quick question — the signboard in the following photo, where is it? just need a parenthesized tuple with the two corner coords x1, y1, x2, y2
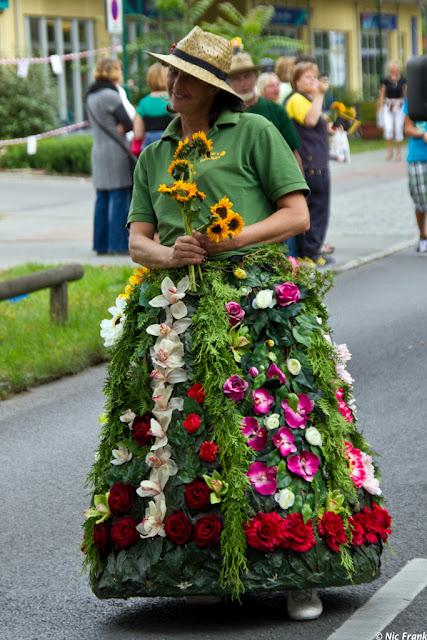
(361, 12, 397, 31)
(272, 7, 308, 26)
(106, 0, 123, 34)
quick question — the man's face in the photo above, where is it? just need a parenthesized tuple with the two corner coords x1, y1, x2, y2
(228, 70, 258, 101)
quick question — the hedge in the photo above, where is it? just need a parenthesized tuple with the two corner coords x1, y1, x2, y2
(0, 134, 92, 175)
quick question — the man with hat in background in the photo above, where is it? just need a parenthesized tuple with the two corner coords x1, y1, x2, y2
(228, 45, 301, 256)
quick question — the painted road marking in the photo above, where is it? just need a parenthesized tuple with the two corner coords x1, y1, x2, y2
(327, 558, 427, 640)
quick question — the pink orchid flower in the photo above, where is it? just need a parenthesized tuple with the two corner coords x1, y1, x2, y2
(266, 362, 287, 384)
(241, 416, 268, 452)
(272, 427, 297, 457)
(247, 461, 277, 495)
(223, 375, 248, 402)
(287, 450, 320, 482)
(252, 388, 274, 415)
(281, 393, 314, 429)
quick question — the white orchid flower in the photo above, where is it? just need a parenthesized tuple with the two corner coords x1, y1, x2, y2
(146, 309, 192, 337)
(150, 337, 185, 370)
(336, 363, 354, 385)
(150, 366, 188, 388)
(119, 409, 136, 426)
(136, 467, 169, 498)
(136, 496, 167, 538)
(149, 276, 189, 318)
(146, 445, 178, 476)
(111, 444, 133, 465)
(149, 418, 169, 450)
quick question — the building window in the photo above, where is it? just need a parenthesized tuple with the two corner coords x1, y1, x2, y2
(360, 30, 388, 99)
(25, 16, 95, 123)
(313, 31, 347, 87)
(263, 24, 301, 57)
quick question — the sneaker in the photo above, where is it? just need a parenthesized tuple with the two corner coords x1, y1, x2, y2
(287, 589, 323, 621)
(416, 239, 427, 253)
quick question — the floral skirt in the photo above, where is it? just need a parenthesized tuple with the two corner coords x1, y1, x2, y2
(83, 246, 391, 600)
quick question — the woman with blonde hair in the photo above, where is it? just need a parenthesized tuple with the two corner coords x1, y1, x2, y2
(86, 57, 134, 255)
(378, 61, 407, 161)
(133, 62, 172, 152)
(275, 55, 295, 103)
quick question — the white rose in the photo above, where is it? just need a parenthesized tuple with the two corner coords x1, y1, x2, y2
(264, 413, 280, 430)
(305, 426, 322, 447)
(252, 289, 276, 309)
(286, 358, 301, 376)
(274, 488, 295, 510)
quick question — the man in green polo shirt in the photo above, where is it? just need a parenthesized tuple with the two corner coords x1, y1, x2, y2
(227, 50, 301, 163)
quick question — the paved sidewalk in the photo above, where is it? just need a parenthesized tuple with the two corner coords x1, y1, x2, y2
(0, 148, 418, 272)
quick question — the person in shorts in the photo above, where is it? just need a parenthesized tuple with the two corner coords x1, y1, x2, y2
(403, 99, 427, 253)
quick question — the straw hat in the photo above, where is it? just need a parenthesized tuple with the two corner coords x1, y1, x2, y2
(146, 26, 240, 98)
(228, 51, 263, 77)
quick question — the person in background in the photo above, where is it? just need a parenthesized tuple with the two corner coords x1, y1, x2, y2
(378, 61, 407, 161)
(86, 57, 134, 255)
(257, 71, 281, 104)
(133, 62, 172, 152)
(286, 60, 331, 265)
(275, 55, 295, 104)
(228, 51, 302, 257)
(403, 100, 427, 253)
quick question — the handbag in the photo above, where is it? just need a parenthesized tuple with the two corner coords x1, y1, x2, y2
(86, 102, 137, 177)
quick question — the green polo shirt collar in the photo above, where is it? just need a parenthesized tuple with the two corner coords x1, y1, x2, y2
(161, 109, 240, 141)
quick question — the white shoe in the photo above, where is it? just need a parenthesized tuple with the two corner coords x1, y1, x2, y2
(287, 589, 323, 621)
(185, 595, 222, 605)
(416, 239, 427, 253)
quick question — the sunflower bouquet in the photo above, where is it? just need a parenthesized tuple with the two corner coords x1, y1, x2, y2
(158, 131, 244, 291)
(330, 101, 360, 136)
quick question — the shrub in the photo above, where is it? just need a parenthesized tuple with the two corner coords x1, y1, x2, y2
(0, 66, 58, 138)
(0, 134, 93, 174)
(357, 100, 377, 122)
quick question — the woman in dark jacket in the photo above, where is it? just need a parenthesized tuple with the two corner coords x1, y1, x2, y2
(86, 58, 134, 255)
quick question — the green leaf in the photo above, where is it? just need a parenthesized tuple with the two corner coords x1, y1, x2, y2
(287, 393, 299, 412)
(292, 326, 311, 347)
(301, 503, 313, 523)
(253, 373, 266, 387)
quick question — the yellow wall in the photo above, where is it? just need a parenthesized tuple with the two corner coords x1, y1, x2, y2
(0, 0, 109, 56)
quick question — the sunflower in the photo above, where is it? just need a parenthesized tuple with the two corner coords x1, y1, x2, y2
(129, 266, 150, 287)
(170, 180, 199, 203)
(158, 183, 173, 194)
(191, 131, 213, 156)
(206, 218, 230, 243)
(210, 196, 233, 220)
(226, 211, 244, 236)
(168, 158, 191, 179)
(173, 137, 190, 159)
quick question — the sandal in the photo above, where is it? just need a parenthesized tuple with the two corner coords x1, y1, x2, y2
(321, 243, 335, 255)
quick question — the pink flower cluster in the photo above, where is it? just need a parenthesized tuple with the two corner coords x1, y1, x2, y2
(336, 388, 354, 423)
(241, 417, 267, 452)
(224, 301, 245, 327)
(344, 441, 381, 495)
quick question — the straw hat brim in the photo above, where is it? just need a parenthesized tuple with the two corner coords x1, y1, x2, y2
(146, 50, 242, 99)
(228, 63, 264, 77)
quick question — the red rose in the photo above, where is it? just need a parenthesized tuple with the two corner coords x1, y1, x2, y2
(318, 512, 347, 553)
(110, 516, 139, 551)
(199, 441, 219, 463)
(348, 514, 365, 546)
(194, 514, 222, 548)
(164, 511, 192, 545)
(244, 512, 285, 552)
(361, 504, 392, 543)
(280, 512, 316, 552)
(92, 522, 111, 556)
(184, 479, 211, 510)
(108, 482, 136, 515)
(187, 383, 206, 403)
(182, 413, 202, 434)
(132, 413, 154, 447)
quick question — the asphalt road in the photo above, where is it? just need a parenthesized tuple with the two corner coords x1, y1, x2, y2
(1, 248, 426, 640)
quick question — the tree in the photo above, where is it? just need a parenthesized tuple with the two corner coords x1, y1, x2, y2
(201, 3, 302, 63)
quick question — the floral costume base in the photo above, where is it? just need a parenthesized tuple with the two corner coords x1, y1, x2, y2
(83, 246, 391, 600)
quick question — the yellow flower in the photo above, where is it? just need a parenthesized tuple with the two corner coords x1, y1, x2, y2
(124, 284, 134, 297)
(231, 36, 242, 49)
(206, 218, 230, 243)
(173, 137, 190, 159)
(211, 196, 233, 219)
(226, 211, 244, 236)
(196, 189, 206, 201)
(234, 267, 247, 280)
(171, 180, 199, 203)
(191, 131, 213, 155)
(168, 158, 190, 177)
(346, 106, 356, 119)
(266, 339, 275, 347)
(158, 183, 173, 194)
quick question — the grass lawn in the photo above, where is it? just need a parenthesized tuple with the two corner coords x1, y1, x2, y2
(0, 263, 133, 399)
(349, 137, 408, 154)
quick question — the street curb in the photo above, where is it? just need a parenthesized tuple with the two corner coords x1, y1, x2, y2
(332, 239, 416, 274)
